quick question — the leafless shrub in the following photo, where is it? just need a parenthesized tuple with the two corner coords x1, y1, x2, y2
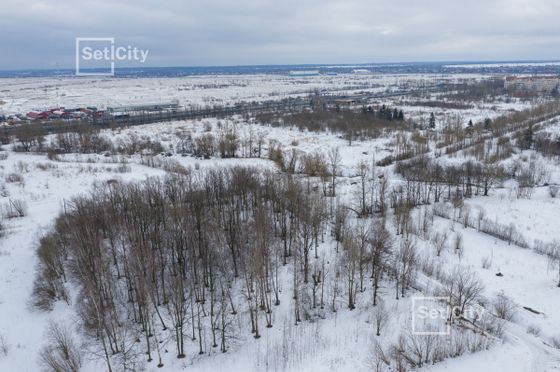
(434, 201, 528, 248)
(460, 206, 471, 228)
(14, 161, 30, 173)
(31, 234, 69, 311)
(481, 256, 492, 270)
(479, 312, 505, 338)
(194, 133, 216, 159)
(527, 324, 541, 336)
(0, 152, 8, 161)
(115, 164, 131, 173)
(418, 252, 444, 281)
(0, 333, 8, 357)
(549, 185, 560, 198)
(300, 152, 329, 177)
(5, 173, 23, 184)
(3, 199, 27, 219)
(38, 321, 81, 372)
(47, 150, 60, 161)
(36, 162, 56, 171)
(536, 240, 560, 287)
(453, 232, 464, 257)
(493, 291, 517, 321)
(431, 231, 448, 257)
(139, 156, 190, 175)
(389, 327, 490, 369)
(115, 133, 163, 155)
(0, 183, 8, 197)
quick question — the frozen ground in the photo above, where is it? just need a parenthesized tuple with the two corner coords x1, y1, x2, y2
(0, 73, 486, 115)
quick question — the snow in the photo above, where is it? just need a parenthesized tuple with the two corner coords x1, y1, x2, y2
(0, 72, 487, 116)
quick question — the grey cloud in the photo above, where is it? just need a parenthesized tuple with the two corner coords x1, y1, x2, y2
(0, 0, 559, 69)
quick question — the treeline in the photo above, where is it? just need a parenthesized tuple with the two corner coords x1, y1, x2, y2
(10, 120, 269, 162)
(367, 104, 405, 121)
(432, 202, 529, 249)
(435, 100, 560, 156)
(399, 100, 474, 110)
(439, 78, 506, 101)
(534, 130, 560, 158)
(395, 156, 507, 205)
(254, 108, 408, 142)
(376, 132, 430, 166)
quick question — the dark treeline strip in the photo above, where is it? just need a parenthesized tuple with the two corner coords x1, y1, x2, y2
(254, 108, 409, 143)
(399, 100, 475, 110)
(395, 156, 507, 206)
(534, 131, 560, 158)
(438, 78, 506, 101)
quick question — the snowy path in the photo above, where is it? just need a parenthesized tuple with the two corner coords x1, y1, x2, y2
(506, 323, 560, 372)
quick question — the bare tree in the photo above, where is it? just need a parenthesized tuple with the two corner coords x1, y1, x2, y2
(195, 133, 216, 159)
(371, 339, 390, 372)
(373, 300, 390, 336)
(444, 266, 484, 321)
(394, 237, 417, 299)
(39, 321, 82, 372)
(166, 274, 190, 358)
(431, 231, 448, 257)
(545, 240, 560, 287)
(355, 160, 371, 217)
(370, 220, 392, 306)
(328, 147, 341, 197)
(453, 232, 464, 257)
(342, 231, 360, 310)
(377, 172, 389, 216)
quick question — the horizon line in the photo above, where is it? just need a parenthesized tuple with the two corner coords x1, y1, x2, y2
(2, 59, 560, 74)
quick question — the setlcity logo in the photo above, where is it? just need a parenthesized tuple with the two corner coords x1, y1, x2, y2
(75, 37, 149, 76)
(411, 296, 485, 335)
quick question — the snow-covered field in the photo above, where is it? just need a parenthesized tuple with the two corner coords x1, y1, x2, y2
(1, 74, 560, 372)
(0, 73, 486, 115)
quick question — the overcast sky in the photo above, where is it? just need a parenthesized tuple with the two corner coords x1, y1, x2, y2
(1, 0, 560, 70)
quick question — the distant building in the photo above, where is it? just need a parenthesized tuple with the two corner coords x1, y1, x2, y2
(107, 102, 179, 113)
(288, 70, 319, 77)
(334, 99, 357, 106)
(352, 69, 371, 75)
(26, 111, 50, 120)
(505, 75, 560, 95)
